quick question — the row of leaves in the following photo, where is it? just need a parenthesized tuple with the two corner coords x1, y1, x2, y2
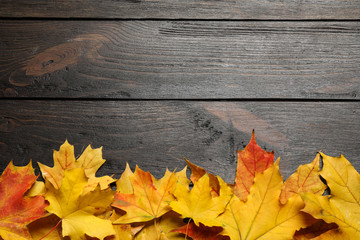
(0, 132, 359, 240)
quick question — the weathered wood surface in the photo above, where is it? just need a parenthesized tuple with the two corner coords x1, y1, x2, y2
(0, 100, 359, 181)
(0, 0, 360, 19)
(1, 21, 359, 99)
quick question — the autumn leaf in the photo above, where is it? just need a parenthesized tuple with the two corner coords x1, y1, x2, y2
(170, 174, 231, 227)
(171, 222, 228, 240)
(0, 161, 48, 240)
(38, 140, 114, 192)
(134, 211, 185, 240)
(280, 153, 327, 204)
(185, 158, 220, 197)
(233, 131, 274, 201)
(116, 163, 134, 194)
(113, 166, 187, 224)
(217, 159, 310, 240)
(45, 168, 115, 240)
(302, 153, 360, 239)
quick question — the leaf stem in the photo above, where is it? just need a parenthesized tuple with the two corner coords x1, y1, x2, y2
(39, 218, 62, 240)
(154, 218, 159, 239)
(185, 218, 191, 240)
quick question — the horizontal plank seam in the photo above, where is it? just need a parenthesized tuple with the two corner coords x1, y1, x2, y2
(0, 17, 359, 22)
(0, 98, 359, 102)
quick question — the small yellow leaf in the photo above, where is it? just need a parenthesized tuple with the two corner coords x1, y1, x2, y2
(170, 174, 231, 227)
(116, 163, 134, 194)
(62, 210, 114, 240)
(39, 140, 115, 191)
(26, 180, 45, 197)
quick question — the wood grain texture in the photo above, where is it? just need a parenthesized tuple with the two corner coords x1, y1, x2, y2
(0, 100, 359, 182)
(0, 0, 360, 19)
(1, 21, 359, 99)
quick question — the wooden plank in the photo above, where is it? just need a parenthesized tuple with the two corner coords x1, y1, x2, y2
(1, 21, 359, 99)
(0, 100, 359, 182)
(0, 0, 359, 19)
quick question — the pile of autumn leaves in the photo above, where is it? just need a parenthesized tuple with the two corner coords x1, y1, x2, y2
(0, 134, 359, 240)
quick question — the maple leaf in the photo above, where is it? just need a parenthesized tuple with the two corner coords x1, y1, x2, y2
(134, 211, 185, 240)
(113, 166, 188, 224)
(171, 222, 228, 240)
(0, 161, 47, 240)
(280, 153, 327, 204)
(116, 163, 134, 194)
(302, 153, 360, 239)
(217, 159, 310, 240)
(185, 158, 220, 197)
(233, 131, 274, 201)
(44, 168, 115, 240)
(38, 140, 114, 192)
(169, 174, 231, 227)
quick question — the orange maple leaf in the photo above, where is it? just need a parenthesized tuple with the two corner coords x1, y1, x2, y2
(0, 161, 48, 240)
(112, 166, 188, 224)
(233, 131, 274, 201)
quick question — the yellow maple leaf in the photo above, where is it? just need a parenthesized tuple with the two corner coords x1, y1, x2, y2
(302, 153, 360, 239)
(217, 159, 310, 240)
(44, 168, 115, 240)
(38, 140, 114, 192)
(116, 163, 134, 194)
(170, 174, 231, 227)
(134, 211, 185, 240)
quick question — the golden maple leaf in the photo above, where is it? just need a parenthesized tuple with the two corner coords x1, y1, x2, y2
(44, 168, 115, 240)
(302, 153, 360, 239)
(217, 159, 311, 240)
(38, 140, 114, 193)
(170, 174, 231, 227)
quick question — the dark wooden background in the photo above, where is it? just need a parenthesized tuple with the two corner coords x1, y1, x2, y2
(0, 1, 359, 182)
